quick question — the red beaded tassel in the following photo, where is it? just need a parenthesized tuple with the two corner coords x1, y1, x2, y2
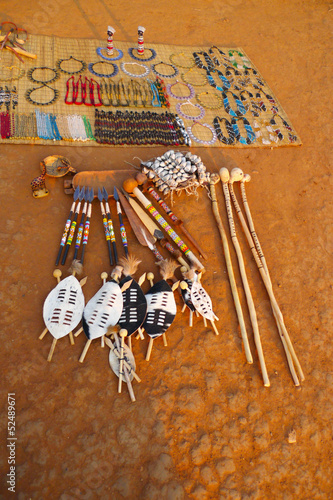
(137, 26, 145, 55)
(107, 26, 115, 56)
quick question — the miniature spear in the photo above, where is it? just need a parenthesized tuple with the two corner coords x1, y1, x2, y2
(103, 187, 118, 264)
(61, 187, 85, 265)
(98, 188, 113, 266)
(114, 187, 129, 258)
(73, 187, 89, 261)
(55, 186, 80, 266)
(80, 188, 94, 265)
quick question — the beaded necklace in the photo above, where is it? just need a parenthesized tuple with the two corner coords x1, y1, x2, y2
(166, 80, 195, 100)
(193, 51, 215, 72)
(222, 91, 247, 117)
(228, 50, 250, 70)
(121, 62, 150, 78)
(206, 69, 231, 92)
(128, 47, 156, 62)
(88, 61, 119, 78)
(0, 66, 25, 82)
(196, 91, 223, 110)
(175, 100, 205, 121)
(269, 114, 297, 143)
(56, 56, 87, 75)
(27, 67, 60, 84)
(208, 46, 229, 67)
(181, 67, 208, 87)
(151, 62, 179, 79)
(239, 90, 261, 117)
(213, 116, 235, 145)
(25, 85, 60, 106)
(26, 66, 60, 106)
(96, 47, 124, 61)
(187, 120, 217, 146)
(169, 52, 195, 69)
(231, 117, 256, 145)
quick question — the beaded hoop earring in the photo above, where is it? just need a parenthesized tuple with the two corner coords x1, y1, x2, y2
(27, 67, 60, 84)
(169, 52, 195, 69)
(120, 62, 150, 78)
(166, 80, 195, 100)
(175, 100, 205, 121)
(151, 62, 179, 79)
(88, 61, 119, 78)
(269, 114, 298, 143)
(231, 117, 256, 144)
(206, 69, 231, 92)
(181, 67, 208, 87)
(222, 91, 247, 117)
(56, 56, 87, 75)
(196, 91, 223, 110)
(128, 47, 156, 62)
(193, 51, 215, 72)
(25, 85, 60, 106)
(213, 116, 235, 145)
(208, 46, 229, 67)
(96, 47, 124, 61)
(240, 90, 261, 117)
(187, 121, 217, 146)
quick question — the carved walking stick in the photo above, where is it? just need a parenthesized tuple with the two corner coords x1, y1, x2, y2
(229, 168, 304, 384)
(220, 167, 270, 387)
(209, 173, 253, 363)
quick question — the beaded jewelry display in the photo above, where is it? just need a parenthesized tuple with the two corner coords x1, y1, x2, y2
(181, 67, 208, 87)
(121, 62, 150, 78)
(0, 112, 11, 139)
(186, 121, 217, 146)
(128, 47, 156, 62)
(151, 62, 179, 79)
(251, 119, 272, 145)
(88, 61, 119, 78)
(27, 67, 60, 84)
(196, 91, 223, 110)
(240, 90, 261, 117)
(175, 100, 205, 121)
(96, 47, 124, 61)
(25, 85, 60, 106)
(269, 114, 298, 143)
(0, 66, 25, 81)
(166, 80, 195, 100)
(169, 52, 195, 69)
(222, 91, 247, 117)
(244, 67, 265, 88)
(213, 116, 235, 145)
(56, 56, 87, 75)
(12, 113, 37, 140)
(231, 117, 256, 145)
(206, 69, 231, 92)
(193, 51, 215, 72)
(35, 109, 62, 141)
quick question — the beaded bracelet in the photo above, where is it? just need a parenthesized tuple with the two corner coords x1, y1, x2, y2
(269, 113, 298, 143)
(166, 80, 195, 100)
(196, 91, 223, 110)
(208, 46, 229, 67)
(231, 117, 256, 144)
(128, 47, 156, 62)
(187, 121, 217, 146)
(121, 62, 150, 78)
(169, 52, 195, 69)
(239, 90, 261, 117)
(25, 85, 60, 106)
(88, 61, 119, 78)
(96, 47, 124, 61)
(206, 69, 231, 92)
(56, 56, 87, 75)
(222, 91, 247, 117)
(27, 66, 60, 84)
(181, 67, 208, 87)
(151, 62, 179, 79)
(193, 51, 215, 72)
(175, 100, 205, 121)
(213, 116, 235, 145)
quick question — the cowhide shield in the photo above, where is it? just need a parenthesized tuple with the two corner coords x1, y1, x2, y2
(180, 278, 196, 312)
(118, 276, 147, 336)
(82, 280, 123, 340)
(143, 280, 177, 339)
(109, 342, 136, 382)
(43, 275, 85, 339)
(190, 281, 218, 321)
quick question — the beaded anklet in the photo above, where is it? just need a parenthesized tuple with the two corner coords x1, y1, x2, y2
(213, 116, 235, 145)
(121, 62, 150, 78)
(231, 117, 256, 144)
(196, 91, 223, 110)
(151, 62, 179, 79)
(169, 52, 195, 69)
(128, 47, 156, 62)
(175, 100, 205, 121)
(187, 121, 217, 146)
(181, 67, 208, 87)
(96, 47, 124, 61)
(56, 56, 87, 75)
(88, 61, 119, 78)
(166, 80, 195, 100)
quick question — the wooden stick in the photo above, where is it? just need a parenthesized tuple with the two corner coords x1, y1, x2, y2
(230, 169, 303, 384)
(104, 337, 141, 382)
(210, 320, 219, 335)
(74, 326, 83, 337)
(123, 365, 136, 402)
(162, 333, 168, 346)
(118, 329, 127, 393)
(210, 175, 253, 363)
(147, 272, 154, 287)
(79, 339, 92, 363)
(47, 338, 57, 362)
(220, 168, 270, 387)
(39, 327, 48, 340)
(146, 337, 154, 361)
(101, 336, 105, 348)
(128, 335, 132, 351)
(69, 332, 75, 345)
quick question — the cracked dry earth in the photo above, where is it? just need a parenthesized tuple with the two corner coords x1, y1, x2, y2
(1, 0, 333, 499)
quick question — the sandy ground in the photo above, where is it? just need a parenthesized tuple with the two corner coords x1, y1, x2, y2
(1, 1, 333, 498)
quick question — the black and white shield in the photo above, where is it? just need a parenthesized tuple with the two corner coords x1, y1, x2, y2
(118, 276, 147, 336)
(143, 280, 177, 339)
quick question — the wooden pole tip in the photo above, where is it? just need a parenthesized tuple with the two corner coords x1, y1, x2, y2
(53, 269, 62, 279)
(119, 329, 128, 338)
(123, 178, 138, 194)
(230, 167, 244, 183)
(180, 280, 189, 290)
(243, 173, 251, 183)
(147, 272, 154, 281)
(101, 272, 108, 280)
(136, 172, 147, 185)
